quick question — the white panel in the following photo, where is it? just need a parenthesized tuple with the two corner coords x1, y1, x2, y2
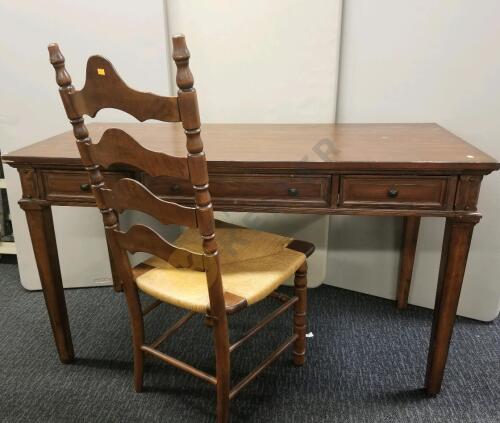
(334, 0, 500, 320)
(165, 0, 343, 123)
(0, 0, 170, 289)
(165, 0, 343, 286)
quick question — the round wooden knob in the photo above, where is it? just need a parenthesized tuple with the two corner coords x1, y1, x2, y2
(80, 183, 91, 192)
(387, 188, 399, 198)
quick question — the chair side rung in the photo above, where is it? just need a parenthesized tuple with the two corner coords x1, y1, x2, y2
(142, 299, 162, 315)
(270, 291, 291, 303)
(141, 345, 217, 385)
(150, 311, 196, 349)
(229, 334, 298, 400)
(230, 296, 298, 353)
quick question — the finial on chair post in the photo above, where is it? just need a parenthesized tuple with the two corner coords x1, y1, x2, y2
(172, 34, 194, 91)
(48, 43, 80, 121)
(48, 43, 73, 89)
(171, 35, 203, 153)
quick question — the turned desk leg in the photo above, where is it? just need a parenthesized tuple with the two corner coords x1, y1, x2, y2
(396, 216, 421, 309)
(425, 215, 479, 395)
(20, 200, 74, 363)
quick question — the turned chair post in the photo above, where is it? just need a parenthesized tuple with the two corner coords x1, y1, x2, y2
(48, 43, 146, 392)
(293, 261, 308, 366)
(172, 34, 230, 422)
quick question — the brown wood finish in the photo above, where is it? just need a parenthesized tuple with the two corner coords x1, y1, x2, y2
(114, 224, 205, 271)
(18, 199, 74, 363)
(339, 175, 454, 210)
(41, 170, 127, 202)
(42, 35, 311, 423)
(70, 55, 180, 122)
(146, 174, 331, 208)
(396, 216, 421, 309)
(101, 178, 197, 227)
(293, 261, 308, 366)
(89, 128, 189, 179)
(425, 215, 480, 394)
(6, 122, 498, 172)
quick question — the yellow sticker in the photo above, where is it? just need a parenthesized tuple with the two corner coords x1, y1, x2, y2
(97, 68, 105, 76)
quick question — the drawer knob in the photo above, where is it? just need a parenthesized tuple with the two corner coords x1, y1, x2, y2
(170, 184, 181, 193)
(387, 188, 399, 198)
(80, 183, 91, 192)
(288, 187, 299, 197)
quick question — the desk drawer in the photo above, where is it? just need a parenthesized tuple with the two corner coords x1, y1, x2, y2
(41, 170, 126, 202)
(339, 175, 454, 209)
(144, 174, 331, 208)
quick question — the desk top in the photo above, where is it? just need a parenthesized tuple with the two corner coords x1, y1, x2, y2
(4, 122, 499, 172)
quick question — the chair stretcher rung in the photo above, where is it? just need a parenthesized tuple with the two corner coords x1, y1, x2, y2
(229, 296, 298, 353)
(142, 299, 162, 315)
(229, 334, 298, 400)
(270, 291, 291, 303)
(150, 311, 196, 349)
(141, 345, 217, 385)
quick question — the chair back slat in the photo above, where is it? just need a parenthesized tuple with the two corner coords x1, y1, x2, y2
(88, 128, 189, 179)
(71, 56, 181, 122)
(115, 224, 205, 271)
(48, 36, 226, 315)
(101, 179, 197, 227)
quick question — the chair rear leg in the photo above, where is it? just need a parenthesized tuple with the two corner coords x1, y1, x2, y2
(293, 261, 308, 366)
(123, 283, 145, 392)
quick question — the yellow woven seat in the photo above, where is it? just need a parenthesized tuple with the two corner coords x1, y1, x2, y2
(133, 225, 306, 313)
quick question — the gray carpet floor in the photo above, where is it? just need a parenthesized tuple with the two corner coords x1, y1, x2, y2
(0, 260, 499, 423)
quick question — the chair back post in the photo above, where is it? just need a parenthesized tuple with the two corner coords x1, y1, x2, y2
(48, 44, 116, 227)
(172, 36, 230, 419)
(171, 35, 227, 316)
(47, 44, 133, 288)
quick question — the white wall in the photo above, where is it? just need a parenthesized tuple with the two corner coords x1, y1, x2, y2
(0, 0, 171, 288)
(332, 0, 500, 320)
(165, 0, 343, 286)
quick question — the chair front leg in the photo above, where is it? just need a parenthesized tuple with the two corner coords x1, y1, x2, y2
(293, 261, 308, 366)
(122, 282, 145, 392)
(212, 314, 230, 423)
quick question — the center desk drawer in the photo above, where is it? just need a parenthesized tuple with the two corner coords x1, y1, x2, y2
(144, 174, 331, 207)
(339, 175, 454, 209)
(42, 170, 127, 202)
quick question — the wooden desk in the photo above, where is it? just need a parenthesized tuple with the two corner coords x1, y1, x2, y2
(4, 122, 499, 395)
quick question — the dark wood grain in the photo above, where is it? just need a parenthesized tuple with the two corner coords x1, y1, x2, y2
(101, 178, 197, 227)
(425, 215, 480, 395)
(71, 55, 180, 122)
(18, 200, 74, 363)
(5, 122, 499, 172)
(396, 216, 421, 309)
(339, 175, 455, 210)
(114, 224, 204, 271)
(89, 128, 189, 179)
(293, 261, 308, 366)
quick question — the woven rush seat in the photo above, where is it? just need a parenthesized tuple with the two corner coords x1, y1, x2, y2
(133, 224, 306, 313)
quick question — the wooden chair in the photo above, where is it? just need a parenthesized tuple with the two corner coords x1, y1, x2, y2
(48, 35, 314, 423)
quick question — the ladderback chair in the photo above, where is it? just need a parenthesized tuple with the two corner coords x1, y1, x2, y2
(48, 35, 314, 423)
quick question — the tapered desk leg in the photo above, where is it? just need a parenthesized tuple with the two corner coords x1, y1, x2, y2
(19, 199, 74, 363)
(396, 216, 421, 309)
(425, 215, 479, 395)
